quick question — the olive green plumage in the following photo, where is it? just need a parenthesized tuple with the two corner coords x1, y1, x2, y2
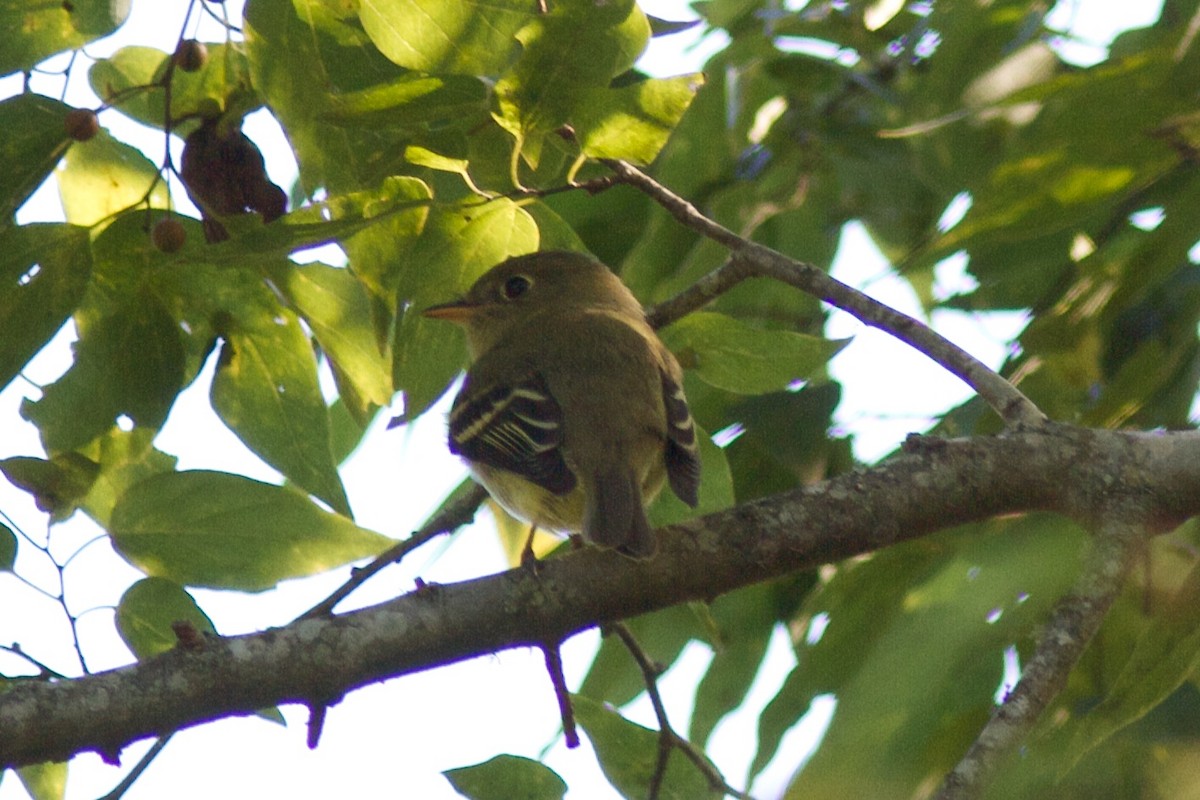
(424, 251, 700, 558)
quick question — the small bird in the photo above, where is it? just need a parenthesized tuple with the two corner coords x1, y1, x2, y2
(423, 251, 701, 558)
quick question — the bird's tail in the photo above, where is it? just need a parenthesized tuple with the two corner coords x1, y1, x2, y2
(584, 470, 656, 558)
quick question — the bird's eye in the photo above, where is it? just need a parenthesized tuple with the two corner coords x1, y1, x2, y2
(502, 275, 532, 300)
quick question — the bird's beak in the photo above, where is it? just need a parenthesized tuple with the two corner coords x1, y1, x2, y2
(422, 300, 477, 323)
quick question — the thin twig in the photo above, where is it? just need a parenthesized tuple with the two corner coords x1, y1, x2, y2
(300, 482, 489, 619)
(306, 703, 327, 749)
(0, 644, 67, 680)
(604, 159, 1048, 429)
(644, 257, 753, 330)
(94, 735, 172, 800)
(610, 623, 754, 800)
(601, 160, 746, 252)
(541, 642, 580, 748)
(934, 515, 1143, 799)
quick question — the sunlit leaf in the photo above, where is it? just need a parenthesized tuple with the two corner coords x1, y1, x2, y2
(358, 0, 533, 75)
(268, 261, 393, 409)
(211, 306, 351, 516)
(55, 130, 167, 226)
(322, 73, 488, 130)
(575, 74, 704, 165)
(15, 759, 66, 800)
(493, 0, 649, 167)
(0, 223, 91, 393)
(89, 43, 257, 133)
(77, 428, 178, 528)
(0, 0, 129, 75)
(116, 577, 217, 660)
(110, 471, 392, 591)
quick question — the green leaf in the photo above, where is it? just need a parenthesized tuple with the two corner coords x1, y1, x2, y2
(56, 129, 168, 226)
(443, 755, 567, 800)
(245, 0, 421, 192)
(110, 470, 392, 591)
(115, 577, 217, 660)
(689, 583, 779, 747)
(573, 694, 723, 800)
(575, 74, 704, 164)
(211, 305, 351, 516)
(756, 516, 1086, 796)
(358, 0, 534, 75)
(723, 384, 845, 502)
(268, 261, 393, 409)
(390, 198, 539, 422)
(77, 428, 178, 528)
(196, 176, 435, 268)
(492, 0, 650, 167)
(1048, 555, 1200, 777)
(647, 423, 733, 528)
(0, 0, 129, 75)
(0, 94, 73, 220)
(113, 576, 287, 725)
(580, 604, 709, 706)
(89, 43, 257, 133)
(0, 454, 99, 522)
(322, 73, 488, 130)
(0, 223, 92, 393)
(335, 176, 433, 304)
(24, 291, 185, 452)
(0, 522, 15, 571)
(660, 312, 847, 394)
(15, 760, 66, 800)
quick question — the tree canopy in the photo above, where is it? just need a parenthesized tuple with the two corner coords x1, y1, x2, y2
(1, 1, 1200, 799)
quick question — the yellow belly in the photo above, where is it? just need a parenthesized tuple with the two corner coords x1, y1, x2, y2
(468, 460, 667, 533)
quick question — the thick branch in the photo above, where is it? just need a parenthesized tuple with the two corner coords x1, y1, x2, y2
(2, 427, 1198, 769)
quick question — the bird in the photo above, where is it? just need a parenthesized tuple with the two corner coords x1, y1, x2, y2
(422, 250, 701, 558)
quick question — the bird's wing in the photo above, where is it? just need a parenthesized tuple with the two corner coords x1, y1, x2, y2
(449, 372, 577, 496)
(661, 369, 701, 507)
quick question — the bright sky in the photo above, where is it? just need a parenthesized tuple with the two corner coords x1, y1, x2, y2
(0, 2, 1171, 799)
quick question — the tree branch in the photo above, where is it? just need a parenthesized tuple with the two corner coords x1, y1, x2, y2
(301, 481, 489, 619)
(2, 427, 1197, 769)
(610, 622, 753, 800)
(605, 159, 1048, 429)
(935, 513, 1144, 799)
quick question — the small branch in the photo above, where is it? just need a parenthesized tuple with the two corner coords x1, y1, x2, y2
(740, 244, 1047, 428)
(601, 160, 745, 252)
(604, 159, 1048, 429)
(0, 644, 66, 680)
(541, 642, 580, 749)
(644, 257, 753, 330)
(306, 703, 327, 749)
(934, 515, 1143, 800)
(300, 482, 488, 619)
(94, 735, 172, 800)
(610, 623, 753, 800)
